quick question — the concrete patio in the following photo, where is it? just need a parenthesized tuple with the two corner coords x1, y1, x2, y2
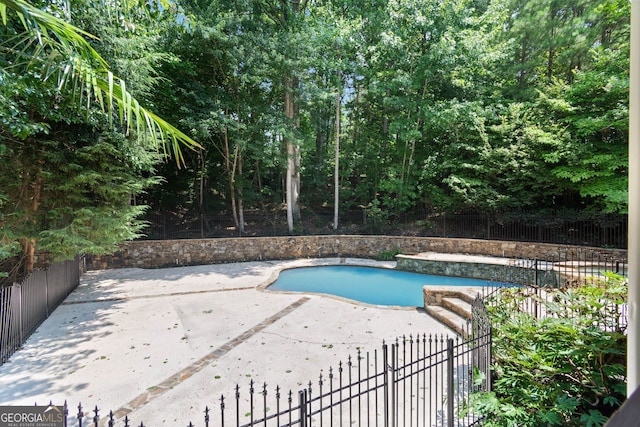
(0, 258, 455, 426)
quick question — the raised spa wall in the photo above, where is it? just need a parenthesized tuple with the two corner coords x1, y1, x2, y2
(394, 254, 551, 284)
(84, 235, 626, 271)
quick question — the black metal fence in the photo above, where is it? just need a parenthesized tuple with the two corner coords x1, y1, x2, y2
(478, 247, 628, 292)
(44, 310, 492, 427)
(0, 255, 84, 365)
(20, 248, 629, 427)
(140, 210, 628, 249)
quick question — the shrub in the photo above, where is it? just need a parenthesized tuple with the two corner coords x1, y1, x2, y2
(471, 273, 627, 426)
(375, 247, 402, 261)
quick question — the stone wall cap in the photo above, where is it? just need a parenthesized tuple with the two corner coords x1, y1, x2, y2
(396, 252, 517, 266)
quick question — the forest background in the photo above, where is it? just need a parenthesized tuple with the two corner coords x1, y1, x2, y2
(0, 0, 631, 279)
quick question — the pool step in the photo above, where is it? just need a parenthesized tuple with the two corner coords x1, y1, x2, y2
(442, 297, 472, 320)
(424, 291, 474, 336)
(425, 305, 468, 336)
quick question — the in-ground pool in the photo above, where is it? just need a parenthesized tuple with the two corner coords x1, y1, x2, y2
(267, 265, 495, 307)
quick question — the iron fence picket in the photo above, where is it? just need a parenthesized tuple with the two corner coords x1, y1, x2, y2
(0, 286, 21, 364)
(20, 269, 48, 337)
(47, 261, 68, 310)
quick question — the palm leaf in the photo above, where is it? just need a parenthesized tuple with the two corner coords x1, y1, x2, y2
(0, 0, 201, 164)
(2, 0, 103, 64)
(0, 3, 7, 25)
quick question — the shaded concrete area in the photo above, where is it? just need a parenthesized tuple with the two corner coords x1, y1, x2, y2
(0, 258, 454, 426)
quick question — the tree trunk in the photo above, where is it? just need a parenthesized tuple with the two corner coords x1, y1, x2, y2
(285, 76, 301, 233)
(199, 151, 206, 238)
(547, 39, 555, 82)
(333, 87, 341, 231)
(223, 125, 240, 230)
(21, 169, 43, 272)
(237, 151, 245, 234)
(518, 36, 528, 86)
(21, 238, 36, 274)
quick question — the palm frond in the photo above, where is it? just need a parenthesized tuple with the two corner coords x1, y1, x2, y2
(1, 0, 105, 66)
(0, 0, 201, 165)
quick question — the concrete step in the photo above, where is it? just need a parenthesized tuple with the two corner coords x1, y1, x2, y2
(424, 305, 468, 336)
(441, 297, 472, 320)
(453, 289, 481, 304)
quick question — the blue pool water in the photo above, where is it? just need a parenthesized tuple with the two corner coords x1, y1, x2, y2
(268, 265, 492, 307)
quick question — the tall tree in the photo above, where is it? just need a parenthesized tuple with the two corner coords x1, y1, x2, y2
(256, 0, 309, 232)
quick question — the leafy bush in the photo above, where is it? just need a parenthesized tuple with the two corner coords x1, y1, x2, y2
(375, 247, 403, 261)
(471, 273, 627, 426)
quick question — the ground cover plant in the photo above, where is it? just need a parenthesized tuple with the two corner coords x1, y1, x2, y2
(471, 273, 627, 426)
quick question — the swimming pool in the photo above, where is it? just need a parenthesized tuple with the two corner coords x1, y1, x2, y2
(267, 265, 493, 307)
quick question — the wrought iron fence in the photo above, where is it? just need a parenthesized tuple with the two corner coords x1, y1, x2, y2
(17, 249, 629, 426)
(478, 248, 627, 292)
(0, 255, 84, 365)
(429, 212, 627, 249)
(481, 248, 628, 333)
(139, 210, 628, 249)
(41, 316, 492, 427)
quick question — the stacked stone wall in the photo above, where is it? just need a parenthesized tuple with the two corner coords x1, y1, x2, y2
(85, 236, 627, 270)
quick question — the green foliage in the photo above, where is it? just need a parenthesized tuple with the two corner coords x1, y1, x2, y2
(0, 0, 631, 255)
(139, 0, 630, 221)
(0, 115, 163, 262)
(0, 0, 197, 274)
(0, 0, 201, 163)
(363, 199, 391, 233)
(543, 46, 629, 213)
(472, 274, 627, 426)
(375, 247, 402, 261)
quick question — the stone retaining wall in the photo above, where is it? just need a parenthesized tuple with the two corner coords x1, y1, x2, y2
(85, 236, 627, 270)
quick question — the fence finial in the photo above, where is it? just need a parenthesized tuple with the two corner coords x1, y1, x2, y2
(77, 403, 83, 427)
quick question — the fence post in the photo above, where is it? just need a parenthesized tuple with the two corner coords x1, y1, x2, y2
(487, 326, 492, 393)
(17, 284, 23, 345)
(391, 343, 397, 427)
(447, 338, 454, 427)
(298, 390, 307, 427)
(442, 213, 446, 238)
(382, 343, 389, 427)
(486, 212, 491, 240)
(45, 269, 50, 317)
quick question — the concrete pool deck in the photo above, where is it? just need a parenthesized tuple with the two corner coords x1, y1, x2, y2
(0, 258, 457, 426)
